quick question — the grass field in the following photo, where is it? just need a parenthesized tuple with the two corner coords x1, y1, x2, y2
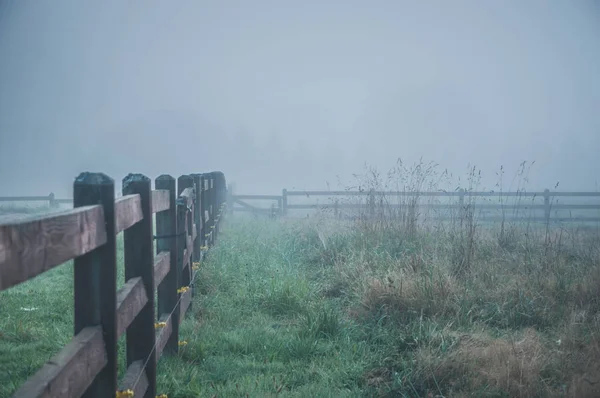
(2, 208, 600, 397)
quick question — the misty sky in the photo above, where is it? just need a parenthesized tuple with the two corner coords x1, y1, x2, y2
(0, 0, 599, 197)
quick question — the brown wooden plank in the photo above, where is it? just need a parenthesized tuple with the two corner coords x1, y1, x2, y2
(153, 251, 170, 287)
(116, 277, 149, 339)
(155, 176, 179, 356)
(122, 174, 156, 398)
(73, 172, 118, 398)
(155, 314, 173, 361)
(151, 189, 171, 214)
(115, 194, 143, 234)
(13, 326, 107, 398)
(0, 205, 106, 291)
(179, 288, 192, 322)
(118, 360, 149, 398)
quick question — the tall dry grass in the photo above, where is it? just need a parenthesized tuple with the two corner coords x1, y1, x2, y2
(308, 159, 600, 396)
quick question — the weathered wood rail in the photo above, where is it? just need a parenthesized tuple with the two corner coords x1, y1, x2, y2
(229, 188, 600, 223)
(0, 170, 227, 398)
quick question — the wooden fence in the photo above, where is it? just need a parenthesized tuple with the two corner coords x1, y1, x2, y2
(0, 170, 227, 398)
(0, 193, 71, 207)
(229, 188, 600, 223)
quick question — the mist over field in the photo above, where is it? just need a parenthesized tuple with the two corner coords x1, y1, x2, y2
(0, 0, 599, 197)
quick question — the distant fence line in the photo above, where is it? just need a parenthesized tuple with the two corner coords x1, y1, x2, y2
(229, 188, 600, 223)
(0, 170, 227, 398)
(0, 192, 71, 207)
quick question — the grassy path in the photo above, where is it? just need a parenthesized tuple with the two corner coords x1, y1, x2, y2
(156, 218, 374, 397)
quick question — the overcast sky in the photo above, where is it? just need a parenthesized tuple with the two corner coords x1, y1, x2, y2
(0, 0, 599, 197)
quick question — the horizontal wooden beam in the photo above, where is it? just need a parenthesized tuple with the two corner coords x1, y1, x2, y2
(0, 205, 107, 291)
(284, 203, 600, 210)
(118, 360, 148, 398)
(551, 204, 600, 209)
(115, 194, 143, 235)
(451, 216, 600, 223)
(155, 314, 173, 361)
(284, 190, 600, 197)
(233, 194, 283, 200)
(231, 207, 272, 213)
(13, 326, 107, 398)
(0, 195, 52, 202)
(151, 190, 170, 214)
(153, 251, 170, 287)
(116, 277, 149, 339)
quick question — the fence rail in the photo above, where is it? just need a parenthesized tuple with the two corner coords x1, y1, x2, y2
(228, 188, 600, 223)
(0, 170, 227, 398)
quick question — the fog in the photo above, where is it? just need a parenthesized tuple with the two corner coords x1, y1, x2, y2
(1, 0, 599, 197)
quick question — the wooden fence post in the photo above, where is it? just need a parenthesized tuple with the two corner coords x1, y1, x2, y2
(458, 188, 466, 219)
(213, 173, 220, 238)
(122, 174, 156, 398)
(227, 183, 234, 216)
(544, 188, 551, 223)
(282, 189, 288, 216)
(155, 175, 179, 355)
(177, 175, 194, 312)
(191, 174, 203, 264)
(206, 173, 213, 244)
(217, 172, 226, 224)
(73, 172, 117, 398)
(200, 175, 208, 249)
(48, 192, 57, 208)
(209, 175, 216, 245)
(213, 172, 223, 241)
(368, 189, 375, 219)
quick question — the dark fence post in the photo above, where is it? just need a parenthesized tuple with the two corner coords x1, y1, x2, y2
(217, 172, 227, 224)
(155, 175, 179, 355)
(227, 183, 234, 216)
(282, 189, 288, 216)
(49, 192, 57, 208)
(207, 175, 215, 247)
(544, 189, 551, 223)
(122, 174, 156, 398)
(177, 175, 194, 311)
(213, 172, 223, 241)
(200, 175, 208, 250)
(73, 173, 117, 398)
(458, 188, 466, 219)
(368, 189, 375, 219)
(191, 174, 202, 264)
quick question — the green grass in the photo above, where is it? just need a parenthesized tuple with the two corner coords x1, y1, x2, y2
(0, 237, 128, 397)
(2, 213, 600, 397)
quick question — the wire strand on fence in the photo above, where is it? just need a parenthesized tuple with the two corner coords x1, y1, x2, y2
(119, 243, 209, 395)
